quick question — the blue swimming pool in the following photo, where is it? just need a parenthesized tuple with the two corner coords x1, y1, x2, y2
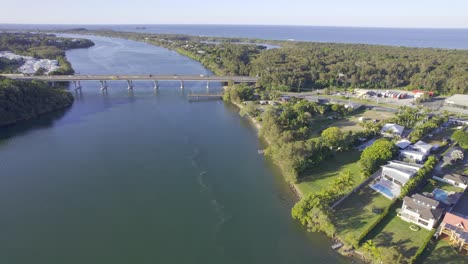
(372, 183, 394, 199)
(432, 188, 449, 203)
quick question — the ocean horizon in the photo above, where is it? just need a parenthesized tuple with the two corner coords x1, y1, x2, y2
(2, 24, 468, 49)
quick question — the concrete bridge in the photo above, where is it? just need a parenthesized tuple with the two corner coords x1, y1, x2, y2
(0, 74, 258, 92)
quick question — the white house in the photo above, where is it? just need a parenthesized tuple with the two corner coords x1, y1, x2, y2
(412, 140, 433, 155)
(399, 149, 428, 163)
(381, 123, 405, 138)
(399, 193, 448, 230)
(381, 161, 423, 187)
(433, 174, 468, 190)
(370, 161, 423, 199)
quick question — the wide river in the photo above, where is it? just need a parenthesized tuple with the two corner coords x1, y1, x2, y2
(0, 36, 349, 263)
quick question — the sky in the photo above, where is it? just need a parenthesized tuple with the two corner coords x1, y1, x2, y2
(2, 0, 468, 28)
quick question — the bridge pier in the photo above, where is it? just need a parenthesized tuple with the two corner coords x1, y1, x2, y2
(73, 80, 82, 91)
(154, 80, 159, 90)
(180, 80, 184, 89)
(100, 80, 108, 92)
(127, 80, 133, 90)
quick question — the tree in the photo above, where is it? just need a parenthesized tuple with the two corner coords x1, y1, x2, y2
(452, 130, 468, 148)
(321, 126, 345, 150)
(360, 138, 398, 177)
(239, 101, 260, 117)
(451, 149, 464, 161)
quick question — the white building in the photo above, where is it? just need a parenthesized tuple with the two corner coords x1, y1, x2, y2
(381, 123, 405, 138)
(399, 149, 428, 163)
(412, 140, 433, 155)
(433, 174, 468, 190)
(370, 161, 423, 199)
(399, 193, 448, 230)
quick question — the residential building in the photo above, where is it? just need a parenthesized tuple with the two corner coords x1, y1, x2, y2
(437, 193, 468, 254)
(370, 161, 423, 199)
(433, 173, 468, 190)
(395, 139, 412, 150)
(381, 123, 405, 138)
(412, 140, 433, 155)
(399, 149, 427, 163)
(400, 193, 448, 230)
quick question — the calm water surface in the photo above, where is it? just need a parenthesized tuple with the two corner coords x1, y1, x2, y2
(0, 35, 349, 263)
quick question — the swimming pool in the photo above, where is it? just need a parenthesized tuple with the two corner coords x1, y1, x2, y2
(432, 188, 449, 203)
(371, 183, 394, 199)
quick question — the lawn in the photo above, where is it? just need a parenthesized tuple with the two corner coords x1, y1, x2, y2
(312, 109, 395, 134)
(296, 150, 361, 197)
(419, 238, 468, 264)
(332, 186, 393, 243)
(364, 203, 431, 260)
(421, 180, 465, 194)
(424, 127, 457, 146)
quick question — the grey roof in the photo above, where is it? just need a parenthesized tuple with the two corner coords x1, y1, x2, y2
(381, 123, 405, 135)
(381, 160, 423, 184)
(413, 140, 433, 154)
(403, 194, 448, 220)
(396, 139, 412, 149)
(445, 94, 468, 107)
(444, 174, 468, 185)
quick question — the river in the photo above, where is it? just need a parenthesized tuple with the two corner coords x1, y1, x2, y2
(0, 35, 349, 263)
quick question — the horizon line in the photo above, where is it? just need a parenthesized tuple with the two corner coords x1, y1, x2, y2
(1, 23, 468, 30)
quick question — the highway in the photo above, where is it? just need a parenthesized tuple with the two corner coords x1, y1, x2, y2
(0, 74, 258, 83)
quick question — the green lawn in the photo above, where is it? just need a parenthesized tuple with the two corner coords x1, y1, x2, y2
(296, 150, 361, 197)
(364, 204, 431, 260)
(419, 239, 468, 264)
(421, 180, 465, 194)
(332, 186, 393, 243)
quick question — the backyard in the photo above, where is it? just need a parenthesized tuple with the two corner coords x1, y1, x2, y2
(296, 150, 361, 197)
(363, 204, 432, 260)
(332, 186, 393, 244)
(418, 238, 468, 264)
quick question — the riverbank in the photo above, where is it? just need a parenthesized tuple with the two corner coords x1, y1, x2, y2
(228, 99, 305, 201)
(0, 78, 74, 127)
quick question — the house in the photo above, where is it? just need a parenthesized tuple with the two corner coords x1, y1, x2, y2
(381, 123, 405, 138)
(280, 96, 291, 102)
(370, 161, 423, 198)
(399, 193, 448, 230)
(436, 193, 468, 254)
(399, 149, 427, 163)
(395, 139, 412, 150)
(344, 102, 363, 110)
(433, 173, 468, 190)
(381, 161, 423, 187)
(412, 141, 433, 155)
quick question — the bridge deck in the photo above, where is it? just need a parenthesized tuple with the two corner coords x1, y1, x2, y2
(0, 74, 258, 83)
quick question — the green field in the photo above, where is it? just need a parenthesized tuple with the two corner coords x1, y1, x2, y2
(332, 186, 393, 243)
(364, 205, 431, 260)
(296, 150, 361, 197)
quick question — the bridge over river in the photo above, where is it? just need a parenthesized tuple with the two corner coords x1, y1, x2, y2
(0, 74, 258, 91)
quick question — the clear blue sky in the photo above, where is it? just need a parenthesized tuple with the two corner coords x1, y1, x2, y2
(2, 0, 468, 28)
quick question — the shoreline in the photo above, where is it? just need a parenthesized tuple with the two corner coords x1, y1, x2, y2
(229, 100, 304, 201)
